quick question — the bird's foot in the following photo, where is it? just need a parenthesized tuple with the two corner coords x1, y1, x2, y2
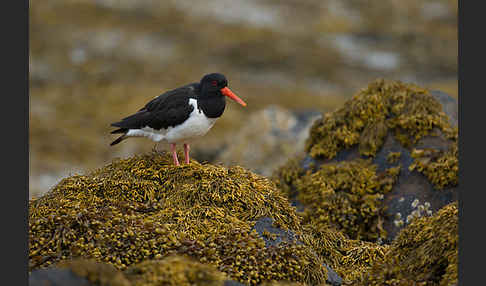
(171, 143, 180, 166)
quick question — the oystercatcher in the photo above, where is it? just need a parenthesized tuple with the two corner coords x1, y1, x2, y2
(109, 73, 247, 166)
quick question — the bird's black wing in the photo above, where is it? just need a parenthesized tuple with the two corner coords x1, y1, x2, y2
(111, 83, 199, 130)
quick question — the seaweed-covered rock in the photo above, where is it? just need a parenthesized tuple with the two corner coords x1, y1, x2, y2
(29, 152, 329, 285)
(299, 224, 388, 285)
(251, 216, 299, 248)
(273, 79, 458, 242)
(214, 106, 321, 177)
(29, 258, 130, 286)
(124, 255, 228, 286)
(251, 216, 343, 286)
(358, 202, 458, 286)
(29, 256, 242, 286)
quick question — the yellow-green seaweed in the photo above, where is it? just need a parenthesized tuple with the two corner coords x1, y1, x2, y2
(305, 78, 457, 158)
(273, 79, 458, 244)
(409, 142, 459, 189)
(300, 224, 388, 284)
(358, 202, 458, 286)
(386, 152, 401, 164)
(29, 152, 327, 285)
(288, 158, 398, 241)
(55, 258, 131, 286)
(124, 255, 227, 286)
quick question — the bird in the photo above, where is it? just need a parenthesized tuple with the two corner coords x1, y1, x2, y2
(109, 73, 247, 166)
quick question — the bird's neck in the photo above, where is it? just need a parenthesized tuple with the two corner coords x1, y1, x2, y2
(198, 94, 226, 118)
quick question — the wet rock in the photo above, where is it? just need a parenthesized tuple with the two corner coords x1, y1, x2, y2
(430, 89, 458, 127)
(323, 264, 343, 286)
(251, 217, 342, 286)
(29, 153, 327, 286)
(251, 216, 299, 248)
(311, 132, 458, 241)
(358, 202, 458, 286)
(273, 80, 459, 242)
(223, 280, 246, 286)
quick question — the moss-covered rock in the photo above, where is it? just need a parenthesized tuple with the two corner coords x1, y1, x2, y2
(305, 79, 456, 160)
(273, 79, 458, 242)
(358, 202, 458, 286)
(299, 224, 389, 285)
(29, 152, 329, 285)
(125, 255, 227, 286)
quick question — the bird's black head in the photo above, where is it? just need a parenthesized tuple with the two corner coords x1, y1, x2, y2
(200, 73, 228, 92)
(200, 73, 246, 107)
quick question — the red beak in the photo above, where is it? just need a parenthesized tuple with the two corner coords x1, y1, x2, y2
(220, 87, 247, 107)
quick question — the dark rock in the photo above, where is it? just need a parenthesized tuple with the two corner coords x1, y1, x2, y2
(251, 217, 342, 286)
(323, 264, 343, 286)
(275, 82, 459, 243)
(319, 133, 458, 241)
(430, 90, 458, 127)
(29, 268, 94, 286)
(251, 216, 299, 247)
(224, 280, 247, 286)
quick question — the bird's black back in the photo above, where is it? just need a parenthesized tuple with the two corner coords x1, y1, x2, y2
(111, 83, 199, 130)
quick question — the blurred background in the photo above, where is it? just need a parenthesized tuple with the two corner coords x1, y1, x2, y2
(29, 0, 457, 198)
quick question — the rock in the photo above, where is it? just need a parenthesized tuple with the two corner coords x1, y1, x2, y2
(251, 217, 342, 286)
(214, 105, 321, 177)
(223, 280, 247, 286)
(29, 268, 94, 286)
(29, 153, 327, 286)
(251, 216, 299, 248)
(124, 255, 228, 286)
(29, 259, 130, 286)
(273, 79, 458, 242)
(358, 202, 458, 286)
(430, 89, 458, 127)
(322, 264, 343, 286)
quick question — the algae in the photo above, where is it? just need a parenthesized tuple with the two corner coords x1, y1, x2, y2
(303, 80, 459, 190)
(54, 258, 131, 286)
(29, 152, 327, 285)
(288, 158, 398, 241)
(125, 255, 227, 286)
(259, 281, 306, 286)
(386, 152, 401, 164)
(409, 142, 459, 189)
(358, 202, 458, 286)
(305, 79, 457, 162)
(300, 224, 388, 285)
(273, 79, 458, 243)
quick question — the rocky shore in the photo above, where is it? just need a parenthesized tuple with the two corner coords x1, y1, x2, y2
(29, 80, 458, 286)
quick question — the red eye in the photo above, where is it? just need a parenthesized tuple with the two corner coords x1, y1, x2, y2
(211, 80, 217, 86)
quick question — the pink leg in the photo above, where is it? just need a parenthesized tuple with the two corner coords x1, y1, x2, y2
(184, 143, 190, 164)
(170, 143, 180, 166)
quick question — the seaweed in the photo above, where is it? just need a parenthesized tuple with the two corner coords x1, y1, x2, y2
(293, 159, 398, 241)
(29, 152, 326, 285)
(125, 255, 227, 286)
(358, 202, 458, 286)
(306, 79, 457, 161)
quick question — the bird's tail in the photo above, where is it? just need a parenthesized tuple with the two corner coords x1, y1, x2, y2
(110, 128, 128, 146)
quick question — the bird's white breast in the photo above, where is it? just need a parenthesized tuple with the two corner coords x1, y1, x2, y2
(126, 98, 218, 143)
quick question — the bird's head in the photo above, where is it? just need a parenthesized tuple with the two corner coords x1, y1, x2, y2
(200, 73, 247, 107)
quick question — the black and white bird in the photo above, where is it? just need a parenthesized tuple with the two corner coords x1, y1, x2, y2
(109, 73, 247, 166)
